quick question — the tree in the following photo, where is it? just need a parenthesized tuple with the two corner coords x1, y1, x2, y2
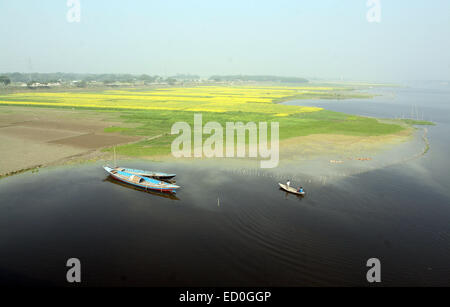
(76, 80, 87, 88)
(0, 76, 11, 86)
(103, 79, 115, 85)
(138, 74, 158, 84)
(138, 74, 151, 81)
(166, 77, 177, 85)
(27, 80, 38, 88)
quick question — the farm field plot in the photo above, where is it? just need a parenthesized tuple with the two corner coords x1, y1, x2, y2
(0, 106, 139, 176)
(0, 85, 373, 115)
(0, 85, 411, 166)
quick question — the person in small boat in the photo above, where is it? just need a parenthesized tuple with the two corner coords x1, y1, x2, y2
(286, 180, 291, 189)
(298, 186, 304, 193)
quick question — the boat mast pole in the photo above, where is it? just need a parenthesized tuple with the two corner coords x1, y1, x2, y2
(114, 147, 116, 168)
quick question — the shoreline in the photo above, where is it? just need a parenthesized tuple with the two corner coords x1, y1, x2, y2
(0, 124, 427, 181)
(0, 112, 428, 180)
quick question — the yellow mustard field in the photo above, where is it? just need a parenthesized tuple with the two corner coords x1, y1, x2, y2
(0, 86, 323, 115)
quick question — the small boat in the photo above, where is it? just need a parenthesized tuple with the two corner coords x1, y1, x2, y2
(112, 167, 176, 180)
(104, 166, 179, 193)
(279, 183, 305, 196)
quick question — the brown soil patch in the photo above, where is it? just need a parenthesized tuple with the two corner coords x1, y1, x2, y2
(0, 126, 82, 142)
(49, 133, 139, 149)
(0, 105, 142, 176)
(0, 135, 86, 175)
(18, 119, 113, 133)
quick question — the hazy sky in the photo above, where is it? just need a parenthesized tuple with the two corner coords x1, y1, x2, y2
(0, 0, 449, 81)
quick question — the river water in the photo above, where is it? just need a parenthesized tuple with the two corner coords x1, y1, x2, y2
(1, 83, 449, 286)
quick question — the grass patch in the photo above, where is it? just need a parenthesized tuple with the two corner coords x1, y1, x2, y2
(102, 109, 406, 157)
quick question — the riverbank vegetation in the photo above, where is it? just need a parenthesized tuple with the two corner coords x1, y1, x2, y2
(400, 119, 436, 126)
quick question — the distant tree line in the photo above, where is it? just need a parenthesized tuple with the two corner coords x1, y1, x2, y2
(169, 74, 200, 80)
(1, 73, 140, 83)
(209, 75, 308, 83)
(0, 73, 174, 85)
(0, 73, 308, 86)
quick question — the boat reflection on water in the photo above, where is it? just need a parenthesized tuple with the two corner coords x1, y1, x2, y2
(280, 190, 305, 201)
(103, 176, 180, 200)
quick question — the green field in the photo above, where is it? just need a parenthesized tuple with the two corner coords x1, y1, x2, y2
(100, 109, 406, 157)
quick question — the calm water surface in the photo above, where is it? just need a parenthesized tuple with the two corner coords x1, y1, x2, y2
(1, 84, 449, 286)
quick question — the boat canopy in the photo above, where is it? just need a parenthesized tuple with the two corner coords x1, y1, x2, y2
(129, 175, 144, 184)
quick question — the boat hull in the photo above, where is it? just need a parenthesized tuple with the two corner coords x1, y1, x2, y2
(114, 167, 176, 180)
(279, 183, 305, 196)
(135, 173, 176, 180)
(104, 166, 179, 193)
(110, 173, 177, 192)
